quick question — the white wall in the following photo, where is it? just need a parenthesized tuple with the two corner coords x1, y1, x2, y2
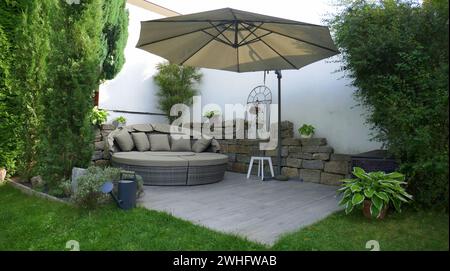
(99, 1, 382, 154)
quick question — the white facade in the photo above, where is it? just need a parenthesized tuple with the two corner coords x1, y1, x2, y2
(99, 2, 382, 154)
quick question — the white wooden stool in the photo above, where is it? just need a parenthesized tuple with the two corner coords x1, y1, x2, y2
(247, 156, 275, 180)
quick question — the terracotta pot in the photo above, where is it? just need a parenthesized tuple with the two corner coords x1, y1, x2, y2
(363, 200, 388, 219)
(0, 167, 6, 182)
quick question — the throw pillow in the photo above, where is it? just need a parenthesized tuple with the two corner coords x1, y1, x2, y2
(171, 136, 191, 151)
(132, 132, 150, 152)
(149, 134, 171, 151)
(192, 138, 212, 153)
(114, 130, 135, 151)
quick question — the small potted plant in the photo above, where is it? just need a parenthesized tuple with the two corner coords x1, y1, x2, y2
(298, 124, 315, 138)
(203, 110, 220, 120)
(113, 116, 127, 128)
(338, 167, 413, 219)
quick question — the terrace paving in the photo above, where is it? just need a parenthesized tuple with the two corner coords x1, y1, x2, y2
(138, 171, 342, 245)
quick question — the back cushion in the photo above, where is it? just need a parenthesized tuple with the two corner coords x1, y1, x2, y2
(170, 136, 191, 152)
(132, 132, 150, 152)
(114, 130, 135, 151)
(149, 134, 171, 151)
(192, 138, 212, 153)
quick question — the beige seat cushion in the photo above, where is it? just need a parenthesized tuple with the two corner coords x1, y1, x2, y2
(112, 152, 188, 167)
(112, 151, 227, 167)
(181, 153, 228, 166)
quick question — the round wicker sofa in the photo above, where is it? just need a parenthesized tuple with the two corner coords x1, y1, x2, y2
(106, 124, 227, 186)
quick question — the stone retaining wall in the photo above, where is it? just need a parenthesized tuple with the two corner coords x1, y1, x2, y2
(217, 137, 351, 185)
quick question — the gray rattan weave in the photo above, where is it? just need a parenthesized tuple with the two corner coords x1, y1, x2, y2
(112, 161, 189, 186)
(187, 164, 227, 185)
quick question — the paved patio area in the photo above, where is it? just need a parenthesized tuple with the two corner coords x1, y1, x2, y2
(138, 171, 342, 245)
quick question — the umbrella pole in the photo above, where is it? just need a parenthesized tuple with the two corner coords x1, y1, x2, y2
(275, 70, 282, 175)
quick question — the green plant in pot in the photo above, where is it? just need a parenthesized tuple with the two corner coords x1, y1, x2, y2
(298, 124, 315, 139)
(338, 167, 413, 219)
(113, 116, 127, 128)
(203, 110, 220, 120)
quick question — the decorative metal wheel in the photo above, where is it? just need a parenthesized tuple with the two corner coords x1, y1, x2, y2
(247, 85, 272, 105)
(246, 85, 272, 140)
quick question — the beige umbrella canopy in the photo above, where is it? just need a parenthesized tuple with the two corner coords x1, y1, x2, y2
(136, 8, 339, 72)
(136, 8, 339, 176)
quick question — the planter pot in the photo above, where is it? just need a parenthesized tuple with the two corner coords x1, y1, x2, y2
(113, 121, 126, 128)
(300, 134, 313, 139)
(363, 200, 388, 219)
(0, 167, 6, 182)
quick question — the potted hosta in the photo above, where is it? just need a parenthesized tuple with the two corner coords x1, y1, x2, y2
(298, 124, 315, 139)
(338, 167, 413, 219)
(113, 116, 127, 128)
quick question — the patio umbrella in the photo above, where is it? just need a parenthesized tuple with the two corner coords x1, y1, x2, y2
(136, 7, 339, 175)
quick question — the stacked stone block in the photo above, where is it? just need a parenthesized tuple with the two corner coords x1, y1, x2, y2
(91, 124, 115, 167)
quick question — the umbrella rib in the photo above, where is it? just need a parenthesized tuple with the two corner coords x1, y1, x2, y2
(180, 24, 233, 66)
(208, 22, 233, 45)
(258, 25, 339, 53)
(201, 30, 234, 47)
(239, 31, 273, 47)
(259, 39, 299, 69)
(238, 22, 264, 46)
(137, 23, 222, 48)
(240, 23, 298, 70)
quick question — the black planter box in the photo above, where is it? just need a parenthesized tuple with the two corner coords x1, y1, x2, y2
(350, 150, 398, 174)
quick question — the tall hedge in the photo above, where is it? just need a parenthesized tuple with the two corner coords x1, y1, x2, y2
(101, 0, 129, 81)
(0, 0, 129, 186)
(12, 0, 54, 178)
(0, 0, 44, 176)
(329, 0, 449, 209)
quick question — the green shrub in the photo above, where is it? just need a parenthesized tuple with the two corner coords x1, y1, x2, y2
(114, 116, 127, 124)
(339, 167, 413, 218)
(100, 0, 129, 81)
(0, 26, 19, 174)
(73, 167, 143, 209)
(49, 179, 72, 198)
(90, 106, 109, 127)
(153, 62, 202, 122)
(329, 0, 449, 209)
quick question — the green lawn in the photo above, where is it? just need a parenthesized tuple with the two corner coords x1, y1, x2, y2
(0, 183, 448, 251)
